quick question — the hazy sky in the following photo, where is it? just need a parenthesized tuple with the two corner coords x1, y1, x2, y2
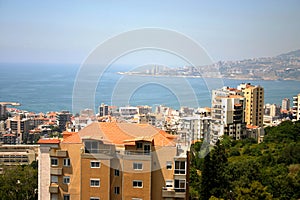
(0, 0, 300, 65)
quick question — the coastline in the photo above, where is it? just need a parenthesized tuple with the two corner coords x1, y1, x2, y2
(117, 72, 300, 82)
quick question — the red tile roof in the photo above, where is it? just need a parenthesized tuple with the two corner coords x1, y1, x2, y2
(38, 138, 60, 144)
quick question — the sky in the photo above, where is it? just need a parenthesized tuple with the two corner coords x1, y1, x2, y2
(0, 0, 300, 65)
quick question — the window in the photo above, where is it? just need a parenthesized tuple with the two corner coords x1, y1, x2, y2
(51, 194, 58, 200)
(63, 158, 70, 167)
(133, 180, 143, 188)
(90, 161, 100, 168)
(133, 163, 143, 170)
(136, 142, 143, 149)
(114, 186, 120, 194)
(51, 158, 58, 166)
(63, 176, 70, 184)
(166, 180, 173, 187)
(166, 161, 172, 170)
(174, 161, 186, 174)
(90, 198, 100, 200)
(90, 179, 100, 187)
(174, 179, 186, 189)
(114, 169, 120, 176)
(85, 141, 99, 153)
(63, 194, 70, 200)
(144, 144, 150, 154)
(51, 175, 58, 183)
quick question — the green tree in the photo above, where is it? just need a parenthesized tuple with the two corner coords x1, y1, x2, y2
(0, 165, 38, 200)
(235, 181, 272, 200)
(200, 148, 212, 200)
(210, 140, 229, 199)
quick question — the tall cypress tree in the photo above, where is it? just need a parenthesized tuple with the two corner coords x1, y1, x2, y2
(200, 146, 212, 200)
(210, 139, 229, 198)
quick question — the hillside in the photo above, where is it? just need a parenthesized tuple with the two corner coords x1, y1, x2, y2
(122, 49, 300, 81)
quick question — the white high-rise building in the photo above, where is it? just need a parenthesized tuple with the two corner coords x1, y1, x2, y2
(211, 87, 246, 144)
(292, 93, 300, 121)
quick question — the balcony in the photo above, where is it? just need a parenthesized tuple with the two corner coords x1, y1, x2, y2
(122, 150, 151, 161)
(50, 150, 67, 157)
(56, 150, 67, 157)
(51, 168, 62, 175)
(125, 150, 150, 156)
(162, 188, 185, 198)
(49, 184, 59, 193)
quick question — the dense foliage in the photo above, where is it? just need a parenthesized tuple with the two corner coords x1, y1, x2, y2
(190, 120, 300, 200)
(0, 161, 38, 200)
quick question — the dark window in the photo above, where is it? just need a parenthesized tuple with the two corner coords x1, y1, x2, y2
(174, 161, 186, 174)
(114, 186, 120, 194)
(136, 142, 143, 149)
(63, 194, 70, 200)
(133, 180, 143, 188)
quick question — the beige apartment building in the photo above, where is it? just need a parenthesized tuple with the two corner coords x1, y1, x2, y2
(238, 83, 264, 127)
(38, 122, 189, 200)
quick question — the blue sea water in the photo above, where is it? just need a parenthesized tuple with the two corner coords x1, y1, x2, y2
(0, 63, 299, 113)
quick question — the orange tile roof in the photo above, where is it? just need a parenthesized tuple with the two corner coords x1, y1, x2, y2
(246, 124, 259, 129)
(77, 122, 176, 147)
(38, 138, 60, 144)
(62, 132, 81, 143)
(234, 103, 242, 106)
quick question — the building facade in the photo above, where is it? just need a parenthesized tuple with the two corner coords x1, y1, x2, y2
(38, 122, 189, 200)
(238, 83, 264, 127)
(6, 115, 31, 143)
(211, 87, 246, 143)
(282, 98, 290, 111)
(99, 104, 109, 117)
(292, 93, 300, 121)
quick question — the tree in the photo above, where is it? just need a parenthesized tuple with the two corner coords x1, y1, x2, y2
(0, 165, 38, 200)
(200, 148, 212, 200)
(210, 140, 229, 199)
(235, 181, 272, 200)
(200, 140, 229, 200)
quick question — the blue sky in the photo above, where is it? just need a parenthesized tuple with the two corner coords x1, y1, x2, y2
(0, 0, 300, 65)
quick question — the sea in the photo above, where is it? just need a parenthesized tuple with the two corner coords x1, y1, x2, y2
(0, 63, 299, 114)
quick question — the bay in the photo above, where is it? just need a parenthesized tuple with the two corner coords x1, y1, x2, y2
(0, 63, 299, 113)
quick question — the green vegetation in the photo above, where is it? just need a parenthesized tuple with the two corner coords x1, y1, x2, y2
(0, 161, 38, 200)
(190, 121, 300, 200)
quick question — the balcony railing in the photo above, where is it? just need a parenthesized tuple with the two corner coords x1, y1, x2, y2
(56, 150, 67, 157)
(162, 188, 186, 198)
(49, 184, 59, 193)
(124, 150, 151, 156)
(50, 150, 67, 157)
(84, 149, 113, 155)
(50, 168, 62, 175)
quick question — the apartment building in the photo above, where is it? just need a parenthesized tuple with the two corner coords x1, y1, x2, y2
(98, 104, 109, 117)
(282, 98, 290, 112)
(211, 87, 246, 143)
(179, 116, 211, 142)
(38, 122, 189, 200)
(6, 115, 31, 143)
(292, 93, 300, 121)
(56, 111, 72, 131)
(0, 144, 38, 166)
(237, 83, 264, 127)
